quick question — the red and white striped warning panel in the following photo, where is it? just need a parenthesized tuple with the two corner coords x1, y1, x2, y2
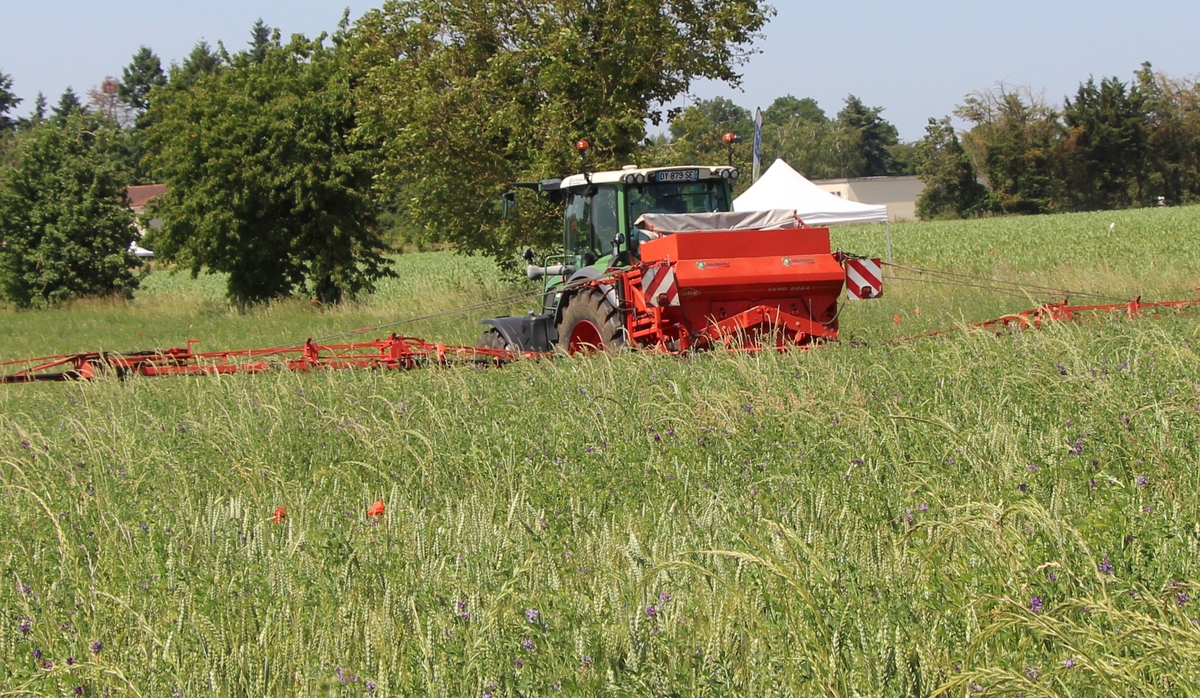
(845, 258, 883, 300)
(641, 264, 680, 307)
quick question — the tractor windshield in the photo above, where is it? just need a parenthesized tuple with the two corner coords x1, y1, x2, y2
(626, 180, 731, 223)
(564, 187, 620, 264)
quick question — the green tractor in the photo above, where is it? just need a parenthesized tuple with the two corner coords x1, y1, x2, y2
(479, 161, 740, 353)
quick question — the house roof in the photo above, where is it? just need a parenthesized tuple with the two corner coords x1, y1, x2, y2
(126, 184, 168, 210)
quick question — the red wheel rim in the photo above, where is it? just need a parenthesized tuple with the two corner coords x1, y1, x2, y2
(567, 320, 604, 355)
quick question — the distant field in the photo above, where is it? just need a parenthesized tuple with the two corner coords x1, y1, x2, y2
(3, 205, 1199, 361)
(1, 207, 1199, 695)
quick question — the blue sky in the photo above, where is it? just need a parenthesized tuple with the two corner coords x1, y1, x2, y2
(2, 1, 1196, 141)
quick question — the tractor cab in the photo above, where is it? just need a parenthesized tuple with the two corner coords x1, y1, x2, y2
(532, 165, 738, 308)
(480, 162, 738, 352)
(558, 167, 737, 273)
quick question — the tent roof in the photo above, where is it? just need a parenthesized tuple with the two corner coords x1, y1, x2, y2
(733, 159, 889, 226)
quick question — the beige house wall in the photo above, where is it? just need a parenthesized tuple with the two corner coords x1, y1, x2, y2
(813, 175, 925, 222)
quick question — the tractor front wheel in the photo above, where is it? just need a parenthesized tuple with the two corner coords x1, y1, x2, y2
(558, 289, 626, 355)
(476, 328, 510, 350)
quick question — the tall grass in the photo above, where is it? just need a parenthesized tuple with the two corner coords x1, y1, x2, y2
(2, 314, 1198, 695)
(1, 207, 1199, 695)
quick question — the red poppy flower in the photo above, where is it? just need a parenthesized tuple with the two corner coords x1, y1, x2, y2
(273, 506, 286, 524)
(367, 500, 385, 517)
(893, 316, 902, 324)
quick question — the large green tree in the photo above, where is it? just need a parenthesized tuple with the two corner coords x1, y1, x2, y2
(351, 0, 774, 259)
(667, 97, 754, 166)
(52, 88, 87, 122)
(836, 95, 900, 177)
(762, 95, 827, 127)
(170, 41, 224, 90)
(119, 46, 168, 115)
(1060, 76, 1147, 210)
(248, 19, 274, 64)
(956, 86, 1065, 214)
(914, 117, 991, 219)
(1135, 63, 1200, 204)
(756, 96, 865, 179)
(0, 116, 140, 307)
(0, 70, 20, 131)
(145, 33, 390, 306)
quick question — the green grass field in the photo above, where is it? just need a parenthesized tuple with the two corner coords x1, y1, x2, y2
(2, 207, 1200, 696)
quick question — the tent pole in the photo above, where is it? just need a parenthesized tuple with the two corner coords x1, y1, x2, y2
(885, 220, 893, 269)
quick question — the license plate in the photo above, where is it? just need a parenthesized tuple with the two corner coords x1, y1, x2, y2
(654, 169, 698, 183)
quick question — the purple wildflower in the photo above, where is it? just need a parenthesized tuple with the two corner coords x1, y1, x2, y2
(905, 509, 914, 523)
(918, 502, 928, 511)
(524, 608, 539, 623)
(1143, 505, 1154, 513)
(581, 655, 593, 667)
(19, 621, 30, 635)
(645, 604, 658, 618)
(522, 637, 535, 652)
(1057, 363, 1067, 375)
(1026, 666, 1039, 680)
(18, 583, 31, 595)
(666, 428, 675, 437)
(1027, 464, 1039, 472)
(660, 593, 672, 603)
(1179, 593, 1190, 607)
(1065, 658, 1076, 669)
(43, 661, 53, 669)
(66, 657, 75, 665)
(75, 688, 83, 696)
(1031, 597, 1044, 613)
(1047, 572, 1058, 582)
(1099, 555, 1113, 575)
(1137, 476, 1148, 487)
(90, 641, 102, 653)
(32, 649, 42, 660)
(1089, 478, 1097, 488)
(513, 658, 523, 668)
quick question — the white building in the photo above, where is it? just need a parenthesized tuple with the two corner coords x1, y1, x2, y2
(812, 176, 925, 222)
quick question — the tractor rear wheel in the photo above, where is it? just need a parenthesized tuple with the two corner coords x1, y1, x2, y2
(476, 328, 510, 350)
(558, 289, 626, 355)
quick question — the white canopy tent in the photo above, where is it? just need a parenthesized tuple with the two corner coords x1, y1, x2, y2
(733, 159, 893, 260)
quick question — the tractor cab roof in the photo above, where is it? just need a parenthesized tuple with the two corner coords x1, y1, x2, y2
(560, 165, 738, 189)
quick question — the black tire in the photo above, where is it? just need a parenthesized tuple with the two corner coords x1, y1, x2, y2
(557, 288, 626, 355)
(476, 328, 510, 350)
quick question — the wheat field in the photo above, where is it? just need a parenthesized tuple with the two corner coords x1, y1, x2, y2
(2, 207, 1199, 696)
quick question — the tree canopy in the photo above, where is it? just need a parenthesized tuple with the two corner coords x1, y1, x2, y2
(914, 117, 991, 219)
(0, 116, 140, 307)
(145, 32, 390, 306)
(170, 41, 224, 90)
(350, 0, 774, 259)
(836, 95, 901, 177)
(667, 97, 753, 165)
(119, 47, 167, 114)
(0, 71, 20, 131)
(52, 88, 87, 122)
